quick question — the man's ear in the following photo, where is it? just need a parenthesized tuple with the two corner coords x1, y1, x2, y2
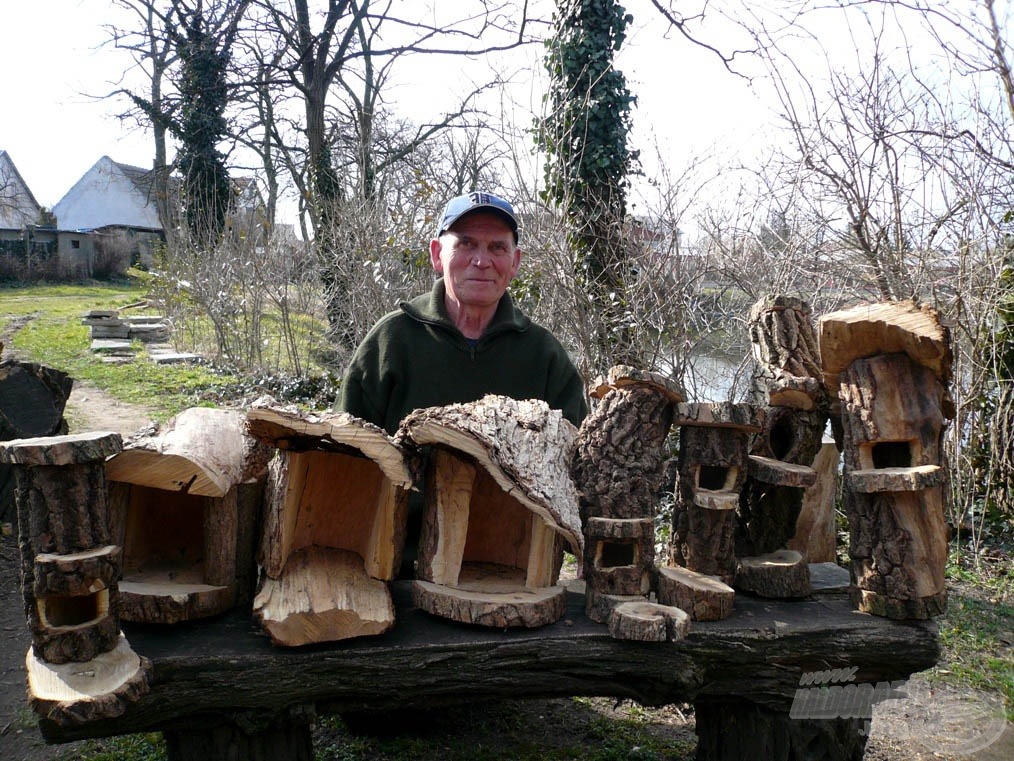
(429, 238, 444, 273)
(510, 246, 522, 278)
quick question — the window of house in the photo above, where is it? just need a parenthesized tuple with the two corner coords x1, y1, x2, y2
(71, 239, 81, 249)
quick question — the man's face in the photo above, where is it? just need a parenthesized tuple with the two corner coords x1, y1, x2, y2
(430, 211, 521, 311)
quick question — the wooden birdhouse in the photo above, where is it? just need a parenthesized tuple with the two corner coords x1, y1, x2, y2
(571, 366, 689, 639)
(246, 406, 414, 646)
(104, 408, 273, 624)
(740, 296, 829, 562)
(398, 395, 583, 629)
(819, 301, 953, 619)
(657, 403, 763, 620)
(0, 431, 151, 726)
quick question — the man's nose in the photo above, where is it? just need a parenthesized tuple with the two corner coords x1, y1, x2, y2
(470, 248, 492, 266)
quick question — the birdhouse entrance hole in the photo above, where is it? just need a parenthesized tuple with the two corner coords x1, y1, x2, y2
(39, 588, 109, 628)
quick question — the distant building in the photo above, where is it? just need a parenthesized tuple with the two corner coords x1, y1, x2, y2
(53, 156, 267, 268)
(52, 155, 168, 268)
(0, 150, 103, 280)
(0, 149, 42, 228)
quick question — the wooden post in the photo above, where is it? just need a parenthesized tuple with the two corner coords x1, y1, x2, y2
(820, 301, 953, 619)
(0, 431, 151, 726)
(400, 395, 583, 629)
(694, 697, 868, 761)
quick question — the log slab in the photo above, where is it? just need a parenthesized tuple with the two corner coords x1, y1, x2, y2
(655, 565, 735, 622)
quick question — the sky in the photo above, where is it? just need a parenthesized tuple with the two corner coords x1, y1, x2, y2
(0, 1, 767, 213)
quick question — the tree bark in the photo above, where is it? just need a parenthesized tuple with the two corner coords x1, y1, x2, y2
(735, 550, 812, 599)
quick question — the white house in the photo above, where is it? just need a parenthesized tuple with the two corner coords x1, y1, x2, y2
(53, 155, 164, 233)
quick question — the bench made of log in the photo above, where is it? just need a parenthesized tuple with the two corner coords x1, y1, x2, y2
(36, 569, 939, 761)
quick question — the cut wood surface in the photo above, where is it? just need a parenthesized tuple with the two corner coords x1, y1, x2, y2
(253, 546, 395, 646)
(583, 587, 648, 624)
(608, 601, 690, 642)
(655, 565, 735, 621)
(672, 402, 763, 431)
(246, 405, 413, 489)
(0, 359, 73, 440)
(37, 581, 941, 744)
(258, 448, 408, 582)
(818, 300, 953, 402)
(735, 550, 812, 599)
(412, 578, 567, 628)
(846, 464, 945, 493)
(588, 364, 685, 401)
(747, 455, 817, 488)
(398, 395, 583, 555)
(106, 407, 273, 497)
(27, 634, 151, 728)
(788, 441, 839, 563)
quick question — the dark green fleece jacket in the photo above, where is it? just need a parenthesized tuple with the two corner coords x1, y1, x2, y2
(335, 279, 588, 435)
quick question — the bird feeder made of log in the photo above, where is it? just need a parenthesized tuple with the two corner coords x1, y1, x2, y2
(246, 406, 414, 646)
(398, 396, 583, 629)
(104, 408, 273, 624)
(819, 301, 953, 619)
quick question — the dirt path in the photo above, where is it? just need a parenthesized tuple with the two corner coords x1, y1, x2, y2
(63, 382, 155, 438)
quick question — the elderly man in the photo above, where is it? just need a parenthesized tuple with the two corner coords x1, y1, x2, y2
(335, 191, 587, 434)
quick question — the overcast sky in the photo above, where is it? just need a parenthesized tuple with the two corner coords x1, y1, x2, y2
(0, 1, 765, 212)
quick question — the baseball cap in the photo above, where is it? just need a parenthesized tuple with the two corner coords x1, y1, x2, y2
(436, 191, 519, 242)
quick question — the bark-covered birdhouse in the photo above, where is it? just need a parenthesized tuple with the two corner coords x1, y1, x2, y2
(819, 301, 953, 619)
(246, 406, 414, 646)
(670, 402, 760, 585)
(398, 395, 583, 629)
(571, 366, 690, 640)
(104, 408, 273, 624)
(0, 431, 151, 726)
(740, 296, 829, 562)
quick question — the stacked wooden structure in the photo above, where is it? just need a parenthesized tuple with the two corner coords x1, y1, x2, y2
(0, 431, 151, 726)
(246, 405, 414, 646)
(103, 408, 272, 624)
(664, 402, 753, 620)
(572, 367, 691, 639)
(733, 295, 830, 599)
(819, 301, 952, 619)
(399, 395, 583, 629)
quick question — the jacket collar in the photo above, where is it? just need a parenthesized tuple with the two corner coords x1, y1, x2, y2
(400, 278, 531, 338)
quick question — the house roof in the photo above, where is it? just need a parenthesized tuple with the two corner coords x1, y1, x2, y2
(0, 150, 43, 229)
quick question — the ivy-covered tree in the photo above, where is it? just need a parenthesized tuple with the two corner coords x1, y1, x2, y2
(175, 2, 249, 243)
(540, 0, 639, 370)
